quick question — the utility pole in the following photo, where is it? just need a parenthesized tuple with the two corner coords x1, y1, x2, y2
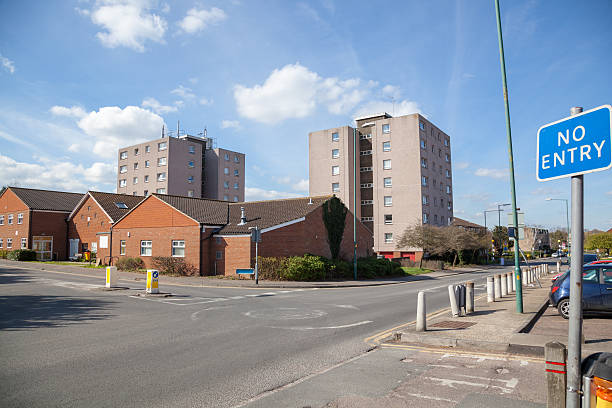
(494, 0, 523, 313)
(353, 127, 357, 280)
(566, 106, 584, 408)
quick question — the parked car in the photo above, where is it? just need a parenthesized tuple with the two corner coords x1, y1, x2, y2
(549, 264, 612, 319)
(552, 252, 559, 258)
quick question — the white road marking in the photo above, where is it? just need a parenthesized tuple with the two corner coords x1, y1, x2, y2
(190, 306, 231, 321)
(454, 374, 518, 388)
(271, 320, 373, 330)
(424, 376, 514, 394)
(395, 392, 457, 403)
(332, 304, 359, 310)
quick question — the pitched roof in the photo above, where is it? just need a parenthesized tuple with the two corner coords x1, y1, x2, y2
(218, 196, 332, 235)
(89, 192, 145, 222)
(7, 187, 84, 212)
(452, 217, 485, 229)
(153, 194, 229, 225)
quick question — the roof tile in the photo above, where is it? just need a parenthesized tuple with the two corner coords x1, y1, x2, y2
(8, 187, 84, 212)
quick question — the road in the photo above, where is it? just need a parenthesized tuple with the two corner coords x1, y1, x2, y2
(0, 263, 529, 407)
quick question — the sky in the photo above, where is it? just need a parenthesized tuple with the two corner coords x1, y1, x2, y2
(0, 0, 611, 231)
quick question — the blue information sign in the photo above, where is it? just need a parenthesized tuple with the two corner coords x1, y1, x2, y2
(536, 105, 612, 181)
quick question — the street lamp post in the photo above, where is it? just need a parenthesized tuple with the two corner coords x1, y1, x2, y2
(497, 203, 511, 227)
(483, 209, 498, 231)
(545, 197, 570, 253)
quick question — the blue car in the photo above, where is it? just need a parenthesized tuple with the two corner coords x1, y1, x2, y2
(549, 264, 612, 319)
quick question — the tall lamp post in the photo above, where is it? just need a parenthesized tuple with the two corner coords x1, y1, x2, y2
(497, 203, 511, 227)
(483, 209, 498, 231)
(545, 197, 570, 253)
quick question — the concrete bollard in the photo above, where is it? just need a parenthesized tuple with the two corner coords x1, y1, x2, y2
(545, 341, 567, 408)
(501, 273, 508, 297)
(487, 276, 495, 303)
(466, 281, 474, 314)
(146, 269, 159, 294)
(448, 285, 459, 317)
(416, 291, 426, 332)
(556, 261, 561, 274)
(506, 272, 512, 293)
(512, 270, 517, 292)
(106, 266, 118, 288)
(494, 274, 502, 300)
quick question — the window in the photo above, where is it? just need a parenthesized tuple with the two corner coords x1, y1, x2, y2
(216, 250, 223, 259)
(120, 151, 128, 160)
(383, 159, 391, 170)
(134, 148, 139, 156)
(583, 268, 599, 283)
(224, 167, 229, 175)
(7, 238, 12, 248)
(602, 268, 612, 284)
(157, 172, 166, 182)
(187, 176, 193, 184)
(421, 158, 427, 168)
(446, 185, 451, 194)
(156, 188, 165, 194)
(420, 139, 426, 149)
(431, 145, 435, 153)
(423, 213, 429, 224)
(140, 240, 152, 256)
(189, 145, 195, 154)
(446, 169, 451, 178)
(233, 196, 239, 202)
(448, 201, 452, 211)
(384, 177, 392, 187)
(224, 153, 229, 161)
(145, 160, 150, 168)
(172, 240, 185, 257)
(234, 169, 239, 177)
(144, 190, 148, 196)
(360, 183, 373, 188)
(384, 233, 393, 243)
(8, 214, 13, 225)
(188, 160, 194, 168)
(234, 182, 239, 190)
(422, 195, 428, 205)
(332, 166, 340, 176)
(361, 200, 374, 205)
(144, 175, 149, 183)
(421, 176, 428, 186)
(384, 214, 393, 225)
(145, 145, 150, 153)
(332, 182, 340, 193)
(384, 196, 392, 207)
(119, 165, 127, 173)
(234, 155, 240, 163)
(382, 124, 390, 134)
(445, 154, 450, 162)
(0, 239, 2, 248)
(0, 215, 3, 225)
(433, 179, 437, 187)
(120, 240, 126, 255)
(441, 216, 445, 225)
(444, 138, 449, 147)
(434, 214, 438, 224)
(20, 237, 27, 249)
(133, 177, 138, 185)
(17, 213, 23, 224)
(440, 182, 443, 191)
(158, 142, 167, 151)
(224, 181, 230, 188)
(187, 190, 194, 197)
(419, 122, 425, 130)
(332, 132, 339, 142)
(332, 149, 340, 159)
(360, 133, 372, 140)
(215, 237, 222, 244)
(440, 198, 444, 207)
(382, 141, 391, 152)
(438, 148, 442, 158)
(434, 198, 438, 207)
(133, 162, 139, 171)
(158, 157, 167, 166)
(119, 179, 127, 188)
(223, 195, 229, 201)
(361, 217, 374, 222)
(360, 167, 372, 172)
(360, 150, 372, 156)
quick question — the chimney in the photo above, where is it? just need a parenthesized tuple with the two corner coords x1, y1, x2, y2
(308, 197, 313, 205)
(238, 206, 246, 225)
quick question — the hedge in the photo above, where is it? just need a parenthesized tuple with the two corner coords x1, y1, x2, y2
(116, 257, 145, 272)
(152, 257, 199, 276)
(7, 249, 37, 261)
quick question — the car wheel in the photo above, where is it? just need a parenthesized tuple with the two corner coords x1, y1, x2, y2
(557, 299, 570, 319)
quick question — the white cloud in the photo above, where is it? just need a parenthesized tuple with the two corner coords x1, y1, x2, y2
(0, 129, 36, 149)
(221, 120, 240, 130)
(141, 97, 178, 114)
(455, 161, 469, 170)
(607, 191, 612, 195)
(50, 105, 87, 119)
(382, 84, 400, 99)
(292, 179, 309, 193)
(171, 84, 195, 99)
(68, 143, 80, 153)
(474, 168, 508, 179)
(353, 99, 422, 119)
(1, 54, 15, 74)
(234, 63, 389, 124)
(77, 105, 165, 158)
(245, 187, 301, 201)
(199, 97, 213, 106)
(0, 153, 114, 192)
(88, 0, 167, 52)
(178, 7, 227, 34)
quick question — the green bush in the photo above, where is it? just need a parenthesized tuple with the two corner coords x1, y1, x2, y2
(7, 249, 37, 261)
(356, 257, 403, 279)
(284, 254, 328, 281)
(116, 257, 145, 272)
(0, 249, 8, 259)
(152, 257, 199, 276)
(257, 256, 288, 280)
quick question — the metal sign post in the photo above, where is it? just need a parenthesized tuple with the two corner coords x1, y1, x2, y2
(535, 104, 612, 408)
(250, 226, 261, 284)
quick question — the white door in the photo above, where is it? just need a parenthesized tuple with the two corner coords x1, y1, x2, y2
(69, 239, 79, 259)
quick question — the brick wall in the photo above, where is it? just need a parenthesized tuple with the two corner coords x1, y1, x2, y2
(214, 235, 251, 276)
(68, 195, 113, 262)
(0, 189, 30, 251)
(30, 211, 70, 260)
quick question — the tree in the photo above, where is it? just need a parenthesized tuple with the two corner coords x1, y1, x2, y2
(322, 197, 347, 260)
(492, 226, 508, 256)
(549, 229, 568, 251)
(585, 232, 612, 255)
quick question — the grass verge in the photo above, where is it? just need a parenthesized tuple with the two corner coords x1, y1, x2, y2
(401, 267, 432, 275)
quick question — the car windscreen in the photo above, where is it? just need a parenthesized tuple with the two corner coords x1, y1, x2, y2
(584, 254, 598, 263)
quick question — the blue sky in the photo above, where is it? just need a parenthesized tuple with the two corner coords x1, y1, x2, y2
(0, 0, 611, 231)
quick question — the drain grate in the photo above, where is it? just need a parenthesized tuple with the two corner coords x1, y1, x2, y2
(430, 320, 476, 329)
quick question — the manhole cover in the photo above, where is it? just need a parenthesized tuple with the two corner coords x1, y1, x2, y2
(430, 320, 476, 329)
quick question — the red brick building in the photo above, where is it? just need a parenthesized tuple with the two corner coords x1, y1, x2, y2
(112, 194, 373, 276)
(0, 187, 83, 260)
(67, 192, 144, 262)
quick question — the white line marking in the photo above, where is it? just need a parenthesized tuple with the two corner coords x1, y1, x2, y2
(454, 374, 518, 388)
(271, 320, 373, 331)
(396, 392, 457, 403)
(190, 306, 231, 321)
(424, 376, 513, 394)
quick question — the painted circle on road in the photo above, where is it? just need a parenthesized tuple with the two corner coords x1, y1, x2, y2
(244, 307, 327, 320)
